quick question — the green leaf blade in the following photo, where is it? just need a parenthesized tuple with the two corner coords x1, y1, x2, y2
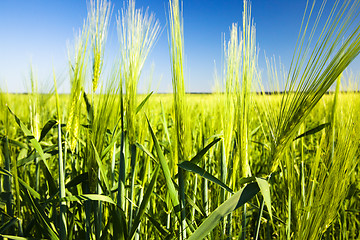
(146, 117, 180, 209)
(136, 91, 153, 114)
(188, 182, 260, 240)
(255, 177, 272, 220)
(178, 161, 233, 193)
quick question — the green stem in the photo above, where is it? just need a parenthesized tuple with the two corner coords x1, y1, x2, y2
(58, 122, 67, 240)
(128, 143, 137, 234)
(3, 137, 14, 234)
(178, 167, 186, 240)
(226, 212, 233, 240)
(240, 205, 246, 240)
(254, 198, 265, 240)
(35, 156, 39, 192)
(287, 190, 291, 240)
(96, 168, 102, 239)
(117, 93, 126, 210)
(255, 173, 272, 240)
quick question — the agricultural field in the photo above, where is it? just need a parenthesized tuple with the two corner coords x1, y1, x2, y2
(1, 0, 360, 239)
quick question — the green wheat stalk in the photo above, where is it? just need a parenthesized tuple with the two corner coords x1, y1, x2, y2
(168, 0, 191, 238)
(89, 0, 112, 93)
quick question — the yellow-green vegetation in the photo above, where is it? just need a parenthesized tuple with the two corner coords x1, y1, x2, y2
(1, 0, 360, 239)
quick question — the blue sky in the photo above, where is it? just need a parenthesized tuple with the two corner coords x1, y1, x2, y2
(0, 0, 359, 93)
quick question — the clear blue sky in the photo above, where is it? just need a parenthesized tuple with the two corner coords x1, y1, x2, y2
(0, 0, 359, 93)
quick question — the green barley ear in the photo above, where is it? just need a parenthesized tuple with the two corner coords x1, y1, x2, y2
(168, 0, 192, 238)
(235, 0, 257, 179)
(220, 1, 258, 236)
(117, 0, 160, 145)
(0, 88, 5, 168)
(29, 67, 40, 141)
(67, 21, 89, 152)
(0, 88, 10, 138)
(270, 0, 360, 171)
(169, 0, 189, 164)
(88, 0, 112, 93)
(255, 56, 286, 146)
(117, 2, 160, 234)
(222, 0, 257, 181)
(296, 114, 358, 239)
(222, 24, 238, 174)
(52, 71, 67, 240)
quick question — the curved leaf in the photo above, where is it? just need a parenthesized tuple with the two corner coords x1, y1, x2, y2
(136, 91, 153, 114)
(7, 107, 48, 169)
(255, 177, 272, 220)
(135, 142, 156, 162)
(129, 166, 159, 239)
(0, 135, 27, 148)
(60, 194, 116, 205)
(18, 178, 41, 199)
(178, 161, 233, 193)
(294, 123, 330, 140)
(189, 137, 221, 165)
(188, 182, 260, 240)
(91, 141, 110, 193)
(0, 235, 38, 240)
(0, 168, 12, 177)
(39, 119, 57, 142)
(65, 172, 89, 189)
(146, 117, 179, 209)
(23, 190, 59, 240)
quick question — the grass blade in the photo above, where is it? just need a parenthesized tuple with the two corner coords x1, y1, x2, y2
(145, 213, 171, 237)
(18, 178, 41, 199)
(57, 122, 67, 240)
(0, 235, 41, 240)
(65, 172, 89, 189)
(0, 168, 12, 177)
(189, 137, 221, 165)
(135, 142, 156, 162)
(2, 137, 13, 226)
(7, 107, 48, 168)
(146, 117, 180, 210)
(255, 177, 272, 220)
(101, 129, 122, 159)
(188, 182, 260, 240)
(91, 141, 111, 193)
(129, 166, 160, 239)
(39, 120, 57, 142)
(60, 194, 116, 205)
(293, 123, 330, 140)
(83, 90, 94, 125)
(0, 136, 27, 149)
(112, 208, 127, 240)
(178, 161, 233, 193)
(0, 218, 18, 234)
(23, 190, 59, 240)
(136, 91, 153, 114)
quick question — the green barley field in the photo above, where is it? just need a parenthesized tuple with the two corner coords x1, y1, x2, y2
(1, 0, 360, 239)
